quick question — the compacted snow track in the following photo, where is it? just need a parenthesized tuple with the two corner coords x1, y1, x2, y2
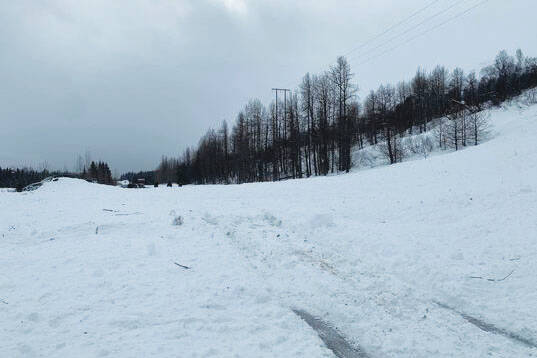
(292, 309, 369, 358)
(434, 301, 537, 349)
(2, 102, 537, 357)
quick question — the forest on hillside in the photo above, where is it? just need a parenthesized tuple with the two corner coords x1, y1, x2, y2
(155, 49, 537, 185)
(4, 50, 536, 189)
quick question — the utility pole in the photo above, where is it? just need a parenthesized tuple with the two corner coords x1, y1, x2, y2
(272, 88, 291, 121)
(272, 89, 291, 141)
(271, 88, 291, 181)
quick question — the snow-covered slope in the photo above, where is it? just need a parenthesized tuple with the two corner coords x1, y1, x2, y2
(1, 101, 537, 357)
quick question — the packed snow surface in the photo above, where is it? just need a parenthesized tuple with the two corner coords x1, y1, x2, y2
(2, 102, 537, 357)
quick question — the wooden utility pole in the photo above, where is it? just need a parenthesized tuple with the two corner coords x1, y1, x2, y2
(271, 88, 291, 181)
(272, 88, 291, 119)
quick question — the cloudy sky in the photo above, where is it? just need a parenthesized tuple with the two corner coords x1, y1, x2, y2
(1, 0, 536, 173)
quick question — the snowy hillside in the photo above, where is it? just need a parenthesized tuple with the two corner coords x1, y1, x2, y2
(351, 92, 537, 171)
(1, 101, 537, 357)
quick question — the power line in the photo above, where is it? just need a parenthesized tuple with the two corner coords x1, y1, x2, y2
(342, 0, 442, 58)
(356, 0, 490, 67)
(349, 0, 471, 60)
(280, 0, 490, 91)
(281, 0, 447, 89)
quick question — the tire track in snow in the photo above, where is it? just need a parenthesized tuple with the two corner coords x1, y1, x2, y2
(219, 215, 376, 356)
(293, 309, 370, 358)
(434, 301, 537, 349)
(219, 214, 534, 355)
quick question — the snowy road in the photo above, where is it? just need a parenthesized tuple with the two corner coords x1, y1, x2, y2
(2, 102, 537, 356)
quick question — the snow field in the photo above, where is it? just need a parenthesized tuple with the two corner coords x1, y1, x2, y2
(1, 100, 537, 357)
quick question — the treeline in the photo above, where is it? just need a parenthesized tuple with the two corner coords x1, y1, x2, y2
(74, 153, 115, 185)
(82, 161, 114, 185)
(156, 49, 537, 184)
(0, 167, 74, 189)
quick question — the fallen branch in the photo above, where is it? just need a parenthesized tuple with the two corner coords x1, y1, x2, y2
(174, 262, 190, 270)
(0, 298, 8, 305)
(469, 270, 515, 282)
(491, 270, 515, 282)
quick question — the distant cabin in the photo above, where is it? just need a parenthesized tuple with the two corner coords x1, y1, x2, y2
(136, 178, 146, 188)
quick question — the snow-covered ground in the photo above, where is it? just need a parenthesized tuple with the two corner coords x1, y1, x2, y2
(2, 101, 537, 357)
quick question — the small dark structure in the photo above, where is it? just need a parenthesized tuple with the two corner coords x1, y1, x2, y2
(154, 182, 159, 188)
(136, 178, 146, 188)
(167, 182, 172, 187)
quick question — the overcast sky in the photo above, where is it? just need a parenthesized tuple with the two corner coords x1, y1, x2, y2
(1, 0, 536, 173)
